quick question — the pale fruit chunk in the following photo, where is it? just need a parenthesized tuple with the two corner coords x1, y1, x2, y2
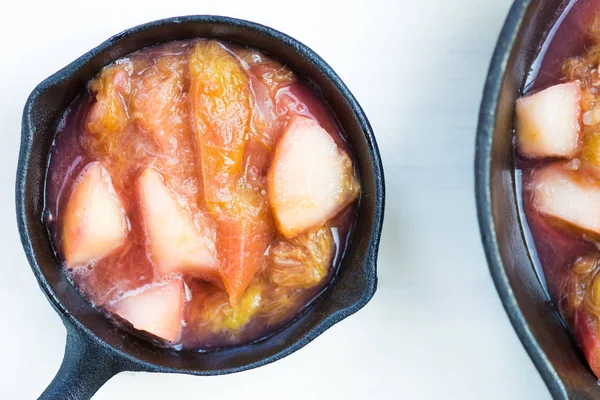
(516, 81, 582, 158)
(111, 280, 184, 342)
(268, 116, 360, 238)
(137, 168, 219, 281)
(62, 162, 128, 267)
(531, 164, 600, 234)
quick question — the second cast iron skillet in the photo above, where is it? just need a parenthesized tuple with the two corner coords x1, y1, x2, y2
(477, 0, 600, 398)
(17, 15, 385, 400)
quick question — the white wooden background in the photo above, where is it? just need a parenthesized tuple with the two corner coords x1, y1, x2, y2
(0, 0, 552, 398)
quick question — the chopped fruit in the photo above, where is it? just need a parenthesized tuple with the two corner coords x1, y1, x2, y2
(531, 164, 600, 235)
(515, 81, 582, 158)
(84, 62, 154, 194)
(268, 116, 360, 238)
(87, 64, 131, 146)
(217, 182, 273, 305)
(131, 56, 189, 154)
(268, 225, 333, 289)
(131, 55, 204, 208)
(567, 256, 600, 310)
(247, 74, 282, 149)
(62, 162, 128, 267)
(574, 310, 600, 378)
(189, 41, 251, 210)
(45, 40, 357, 350)
(567, 262, 600, 378)
(137, 168, 219, 281)
(110, 280, 184, 342)
(239, 49, 295, 148)
(582, 131, 600, 177)
(239, 49, 295, 92)
(200, 281, 263, 333)
(258, 286, 299, 326)
(583, 109, 600, 126)
(189, 42, 273, 304)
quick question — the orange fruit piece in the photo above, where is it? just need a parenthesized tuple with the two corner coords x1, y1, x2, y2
(189, 41, 251, 211)
(216, 182, 272, 305)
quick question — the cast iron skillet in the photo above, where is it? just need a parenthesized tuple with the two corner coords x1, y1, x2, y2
(17, 15, 384, 400)
(476, 0, 600, 398)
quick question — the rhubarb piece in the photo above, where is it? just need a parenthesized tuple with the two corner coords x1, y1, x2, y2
(111, 280, 184, 342)
(189, 41, 251, 210)
(189, 41, 272, 304)
(131, 56, 190, 154)
(198, 281, 263, 333)
(515, 81, 582, 158)
(87, 64, 130, 137)
(582, 131, 600, 177)
(568, 257, 600, 378)
(239, 48, 295, 148)
(259, 286, 301, 327)
(137, 168, 218, 281)
(268, 225, 333, 289)
(62, 162, 128, 267)
(268, 116, 360, 238)
(217, 182, 272, 305)
(574, 310, 600, 378)
(131, 55, 205, 207)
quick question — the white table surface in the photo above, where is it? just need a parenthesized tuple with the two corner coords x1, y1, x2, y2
(0, 0, 552, 398)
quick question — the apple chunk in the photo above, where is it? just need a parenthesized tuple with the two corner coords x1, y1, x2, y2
(268, 116, 360, 238)
(531, 164, 600, 234)
(110, 279, 184, 342)
(137, 168, 219, 281)
(62, 162, 128, 267)
(516, 81, 582, 158)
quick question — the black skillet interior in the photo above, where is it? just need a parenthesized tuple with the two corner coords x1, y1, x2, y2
(17, 15, 384, 399)
(476, 0, 600, 398)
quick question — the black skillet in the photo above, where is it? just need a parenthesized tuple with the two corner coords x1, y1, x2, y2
(16, 15, 385, 400)
(476, 0, 600, 398)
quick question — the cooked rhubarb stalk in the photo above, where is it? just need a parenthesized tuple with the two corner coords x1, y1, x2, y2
(189, 41, 251, 210)
(62, 162, 128, 267)
(268, 116, 360, 238)
(581, 130, 600, 177)
(567, 256, 600, 378)
(131, 56, 190, 155)
(268, 225, 333, 289)
(574, 310, 600, 378)
(137, 168, 219, 281)
(515, 81, 582, 158)
(189, 41, 272, 305)
(197, 281, 263, 333)
(85, 62, 153, 193)
(239, 49, 295, 148)
(531, 164, 600, 235)
(86, 64, 131, 152)
(131, 55, 209, 221)
(215, 182, 272, 305)
(110, 279, 184, 342)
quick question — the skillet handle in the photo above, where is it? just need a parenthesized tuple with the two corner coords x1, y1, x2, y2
(39, 327, 125, 400)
